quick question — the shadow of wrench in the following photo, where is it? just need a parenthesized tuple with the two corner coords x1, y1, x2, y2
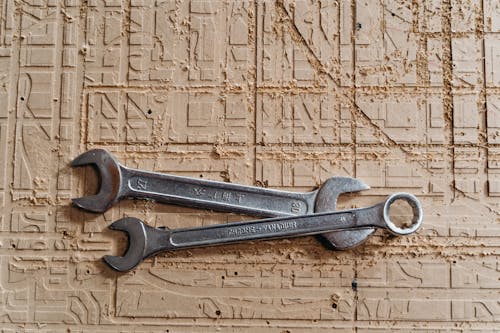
(104, 193, 423, 271)
(71, 149, 375, 250)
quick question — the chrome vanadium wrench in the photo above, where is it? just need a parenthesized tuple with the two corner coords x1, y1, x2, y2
(71, 149, 375, 249)
(104, 192, 423, 271)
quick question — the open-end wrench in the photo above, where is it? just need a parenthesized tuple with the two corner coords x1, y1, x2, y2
(103, 192, 423, 271)
(71, 149, 374, 249)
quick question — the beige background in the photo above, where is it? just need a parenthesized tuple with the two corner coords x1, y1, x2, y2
(0, 0, 499, 331)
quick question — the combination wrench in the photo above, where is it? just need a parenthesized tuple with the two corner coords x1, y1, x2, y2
(104, 192, 423, 271)
(71, 149, 375, 249)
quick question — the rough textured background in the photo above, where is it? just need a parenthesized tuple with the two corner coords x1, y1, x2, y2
(0, 0, 499, 331)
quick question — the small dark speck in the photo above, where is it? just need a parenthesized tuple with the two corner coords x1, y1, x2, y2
(331, 303, 337, 309)
(351, 279, 358, 291)
(147, 109, 152, 115)
(356, 22, 362, 30)
(20, 97, 25, 101)
(215, 310, 221, 316)
(391, 12, 395, 16)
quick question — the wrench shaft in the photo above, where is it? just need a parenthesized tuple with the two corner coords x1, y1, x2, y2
(123, 167, 315, 217)
(152, 204, 385, 253)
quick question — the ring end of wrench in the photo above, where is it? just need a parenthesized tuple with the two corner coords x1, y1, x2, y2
(382, 192, 423, 236)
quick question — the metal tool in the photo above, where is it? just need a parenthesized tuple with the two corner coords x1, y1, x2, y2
(103, 192, 423, 271)
(71, 149, 375, 249)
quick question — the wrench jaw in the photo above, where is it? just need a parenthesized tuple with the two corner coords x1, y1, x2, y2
(71, 149, 123, 213)
(319, 228, 376, 250)
(103, 217, 148, 272)
(104, 217, 173, 272)
(314, 177, 370, 211)
(315, 177, 375, 250)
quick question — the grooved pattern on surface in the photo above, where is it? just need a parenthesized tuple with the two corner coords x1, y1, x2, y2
(0, 0, 498, 331)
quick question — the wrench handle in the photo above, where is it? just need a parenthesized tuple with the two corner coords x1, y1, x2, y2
(164, 204, 386, 250)
(122, 167, 315, 217)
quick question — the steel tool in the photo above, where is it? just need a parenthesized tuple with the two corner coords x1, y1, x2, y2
(103, 192, 423, 271)
(71, 149, 374, 249)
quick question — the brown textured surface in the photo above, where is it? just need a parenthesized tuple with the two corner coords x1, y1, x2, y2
(0, 0, 499, 331)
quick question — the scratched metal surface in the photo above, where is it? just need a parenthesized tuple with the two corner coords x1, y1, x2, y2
(0, 0, 498, 331)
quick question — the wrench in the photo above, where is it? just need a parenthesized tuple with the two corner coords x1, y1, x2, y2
(103, 192, 423, 271)
(71, 149, 374, 249)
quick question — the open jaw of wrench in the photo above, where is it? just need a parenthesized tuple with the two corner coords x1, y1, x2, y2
(103, 192, 423, 272)
(71, 149, 375, 250)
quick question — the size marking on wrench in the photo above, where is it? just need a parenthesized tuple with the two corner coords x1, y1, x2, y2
(127, 175, 309, 215)
(103, 193, 423, 272)
(132, 177, 249, 205)
(71, 149, 374, 249)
